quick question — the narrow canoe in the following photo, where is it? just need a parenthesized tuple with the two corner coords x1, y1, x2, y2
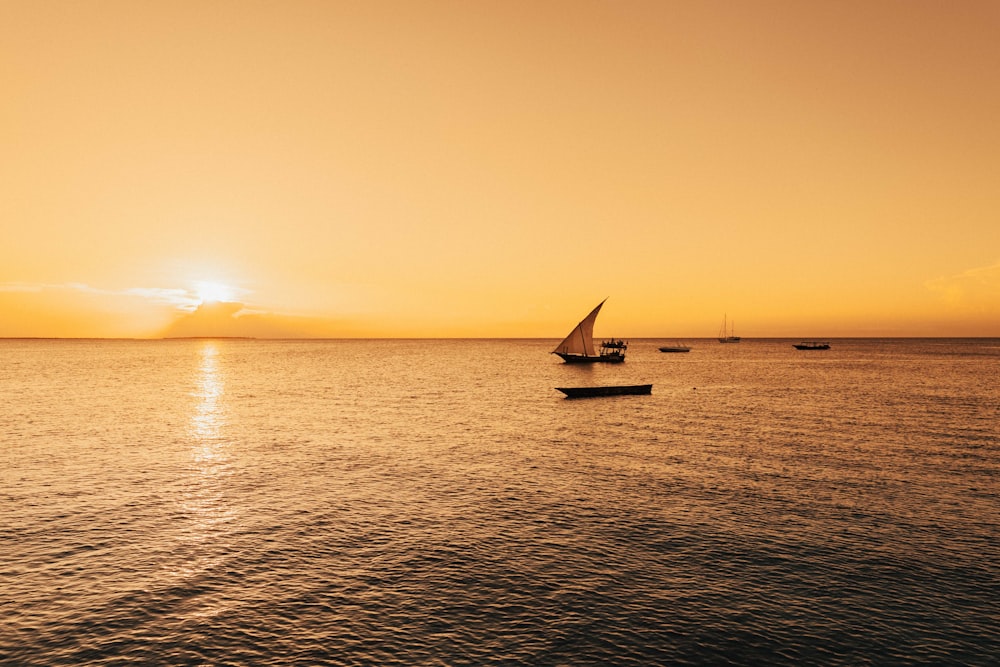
(555, 384, 652, 398)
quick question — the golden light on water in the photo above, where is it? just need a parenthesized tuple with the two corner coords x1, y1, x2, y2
(174, 341, 236, 595)
(191, 341, 226, 445)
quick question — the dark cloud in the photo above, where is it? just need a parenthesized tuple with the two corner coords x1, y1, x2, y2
(161, 302, 296, 338)
(159, 301, 353, 338)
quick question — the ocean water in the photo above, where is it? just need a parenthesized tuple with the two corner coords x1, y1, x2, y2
(2, 338, 998, 666)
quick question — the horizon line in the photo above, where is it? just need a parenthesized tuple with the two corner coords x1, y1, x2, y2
(2, 335, 998, 342)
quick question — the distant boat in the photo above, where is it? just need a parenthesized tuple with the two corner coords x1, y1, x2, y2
(552, 299, 626, 363)
(555, 384, 652, 398)
(658, 342, 691, 353)
(718, 314, 740, 343)
(794, 341, 830, 350)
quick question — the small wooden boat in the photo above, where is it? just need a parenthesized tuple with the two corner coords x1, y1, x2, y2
(555, 384, 652, 398)
(658, 342, 690, 353)
(793, 341, 830, 350)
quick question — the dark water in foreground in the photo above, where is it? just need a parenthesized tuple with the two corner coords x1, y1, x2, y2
(2, 338, 998, 666)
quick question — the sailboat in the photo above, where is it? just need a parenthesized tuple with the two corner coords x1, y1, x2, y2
(718, 314, 740, 343)
(552, 299, 626, 363)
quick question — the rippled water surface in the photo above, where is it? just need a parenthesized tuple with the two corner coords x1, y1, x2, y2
(2, 338, 998, 665)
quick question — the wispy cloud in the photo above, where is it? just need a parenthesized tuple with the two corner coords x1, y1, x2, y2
(926, 261, 1000, 309)
(0, 281, 199, 308)
(123, 287, 199, 307)
(0, 282, 47, 292)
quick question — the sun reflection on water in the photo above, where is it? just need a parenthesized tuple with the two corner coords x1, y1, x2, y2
(170, 341, 238, 613)
(191, 341, 225, 445)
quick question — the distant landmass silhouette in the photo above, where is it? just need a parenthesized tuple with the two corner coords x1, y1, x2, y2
(159, 301, 297, 338)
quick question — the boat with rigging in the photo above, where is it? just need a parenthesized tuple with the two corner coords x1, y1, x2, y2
(718, 314, 740, 343)
(793, 341, 830, 350)
(552, 299, 627, 363)
(555, 384, 652, 398)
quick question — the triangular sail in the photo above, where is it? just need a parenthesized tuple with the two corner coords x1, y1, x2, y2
(553, 299, 605, 356)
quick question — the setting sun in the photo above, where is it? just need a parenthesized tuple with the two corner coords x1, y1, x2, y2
(193, 281, 236, 305)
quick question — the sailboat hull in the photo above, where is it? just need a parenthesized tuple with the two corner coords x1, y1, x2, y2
(555, 352, 625, 364)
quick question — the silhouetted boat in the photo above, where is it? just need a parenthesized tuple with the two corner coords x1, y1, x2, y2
(552, 299, 626, 363)
(718, 314, 740, 343)
(658, 342, 691, 353)
(794, 341, 830, 350)
(555, 384, 652, 398)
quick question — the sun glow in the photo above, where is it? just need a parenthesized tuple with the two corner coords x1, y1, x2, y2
(193, 281, 236, 304)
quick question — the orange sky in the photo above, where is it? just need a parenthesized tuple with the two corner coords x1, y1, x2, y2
(2, 1, 998, 338)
